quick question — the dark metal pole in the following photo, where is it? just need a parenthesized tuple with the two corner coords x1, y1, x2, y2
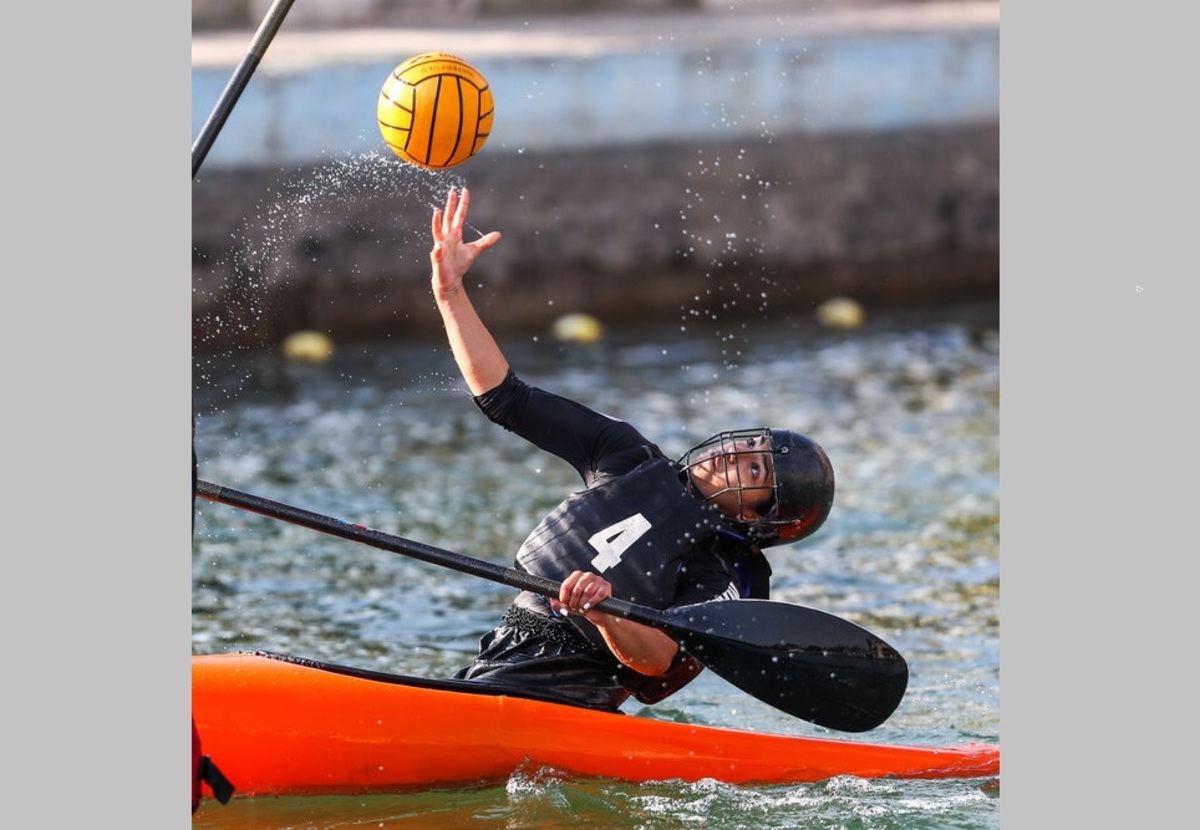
(191, 0, 297, 179)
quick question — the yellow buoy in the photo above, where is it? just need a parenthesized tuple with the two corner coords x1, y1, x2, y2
(815, 297, 866, 330)
(281, 330, 335, 364)
(551, 313, 604, 344)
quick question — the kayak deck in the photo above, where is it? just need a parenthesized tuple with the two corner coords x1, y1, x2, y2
(192, 651, 999, 797)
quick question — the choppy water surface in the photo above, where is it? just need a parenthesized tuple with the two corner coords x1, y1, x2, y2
(192, 306, 999, 828)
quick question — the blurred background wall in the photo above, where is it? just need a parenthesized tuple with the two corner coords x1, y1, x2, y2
(191, 1, 998, 352)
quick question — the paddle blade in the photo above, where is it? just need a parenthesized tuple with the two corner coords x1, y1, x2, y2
(661, 600, 908, 732)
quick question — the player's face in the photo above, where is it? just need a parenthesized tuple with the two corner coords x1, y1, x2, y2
(686, 434, 775, 522)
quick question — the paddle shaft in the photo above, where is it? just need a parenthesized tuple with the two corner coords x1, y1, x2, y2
(197, 480, 662, 623)
(192, 0, 297, 178)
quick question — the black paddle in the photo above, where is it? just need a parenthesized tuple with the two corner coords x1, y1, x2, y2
(195, 479, 908, 732)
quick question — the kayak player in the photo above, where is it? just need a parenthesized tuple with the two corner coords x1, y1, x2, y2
(429, 187, 836, 711)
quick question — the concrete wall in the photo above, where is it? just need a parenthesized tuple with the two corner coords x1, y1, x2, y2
(192, 2, 999, 352)
(193, 2, 767, 31)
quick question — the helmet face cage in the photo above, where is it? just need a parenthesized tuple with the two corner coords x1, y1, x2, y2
(677, 427, 834, 547)
(677, 428, 778, 520)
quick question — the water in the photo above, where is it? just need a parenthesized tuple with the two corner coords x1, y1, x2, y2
(192, 305, 999, 827)
(192, 777, 999, 829)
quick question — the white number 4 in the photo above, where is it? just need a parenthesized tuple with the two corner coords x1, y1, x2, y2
(588, 513, 652, 571)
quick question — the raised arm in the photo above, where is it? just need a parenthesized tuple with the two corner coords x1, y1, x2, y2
(429, 188, 506, 395)
(431, 189, 681, 679)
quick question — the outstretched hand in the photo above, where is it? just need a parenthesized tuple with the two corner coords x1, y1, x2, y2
(430, 187, 501, 300)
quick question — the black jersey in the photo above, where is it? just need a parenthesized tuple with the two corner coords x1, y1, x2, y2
(452, 371, 771, 711)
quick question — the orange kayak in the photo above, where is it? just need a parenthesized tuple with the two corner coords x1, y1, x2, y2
(192, 651, 999, 798)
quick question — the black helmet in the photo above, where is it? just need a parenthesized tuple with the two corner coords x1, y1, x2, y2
(677, 428, 834, 548)
(754, 428, 835, 547)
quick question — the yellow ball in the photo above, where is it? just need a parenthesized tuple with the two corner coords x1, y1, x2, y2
(377, 52, 494, 169)
(281, 330, 335, 364)
(815, 297, 866, 330)
(551, 313, 604, 344)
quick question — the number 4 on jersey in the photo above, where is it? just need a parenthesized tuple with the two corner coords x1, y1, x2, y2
(588, 513, 652, 571)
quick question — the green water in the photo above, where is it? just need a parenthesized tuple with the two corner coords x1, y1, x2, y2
(192, 306, 999, 828)
(192, 775, 999, 829)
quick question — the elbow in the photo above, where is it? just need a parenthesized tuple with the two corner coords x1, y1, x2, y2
(631, 642, 680, 677)
(628, 656, 675, 678)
